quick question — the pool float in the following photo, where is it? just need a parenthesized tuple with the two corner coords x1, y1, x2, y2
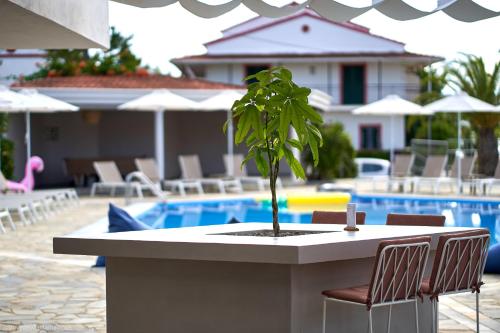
(485, 244, 500, 274)
(287, 192, 351, 212)
(5, 156, 44, 192)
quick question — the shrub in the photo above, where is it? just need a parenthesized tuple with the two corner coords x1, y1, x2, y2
(303, 123, 356, 180)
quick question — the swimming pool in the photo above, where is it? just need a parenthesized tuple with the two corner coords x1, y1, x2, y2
(137, 195, 500, 247)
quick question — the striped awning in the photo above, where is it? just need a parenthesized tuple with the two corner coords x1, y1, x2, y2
(113, 0, 500, 22)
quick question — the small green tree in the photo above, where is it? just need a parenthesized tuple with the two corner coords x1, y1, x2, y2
(227, 67, 323, 236)
(25, 27, 145, 80)
(303, 123, 357, 180)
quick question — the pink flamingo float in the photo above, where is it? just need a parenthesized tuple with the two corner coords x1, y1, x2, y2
(6, 156, 44, 192)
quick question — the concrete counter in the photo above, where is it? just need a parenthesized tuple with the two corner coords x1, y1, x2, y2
(53, 223, 475, 333)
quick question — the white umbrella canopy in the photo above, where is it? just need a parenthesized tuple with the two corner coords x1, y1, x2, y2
(198, 90, 245, 177)
(118, 89, 200, 112)
(423, 92, 497, 113)
(0, 85, 31, 112)
(118, 89, 201, 179)
(352, 95, 433, 163)
(352, 94, 432, 116)
(197, 90, 244, 111)
(424, 92, 498, 193)
(18, 89, 79, 112)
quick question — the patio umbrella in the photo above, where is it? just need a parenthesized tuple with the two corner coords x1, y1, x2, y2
(198, 90, 244, 177)
(0, 85, 31, 170)
(352, 95, 433, 163)
(18, 89, 79, 164)
(118, 89, 200, 179)
(424, 92, 497, 193)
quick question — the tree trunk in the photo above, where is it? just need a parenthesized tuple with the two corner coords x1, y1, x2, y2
(477, 126, 498, 176)
(271, 163, 280, 237)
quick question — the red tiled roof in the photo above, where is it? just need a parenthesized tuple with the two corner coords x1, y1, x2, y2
(12, 75, 243, 90)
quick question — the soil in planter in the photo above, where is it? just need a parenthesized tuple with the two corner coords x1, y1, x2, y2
(216, 229, 335, 237)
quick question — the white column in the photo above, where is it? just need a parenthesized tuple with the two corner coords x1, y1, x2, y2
(155, 110, 165, 179)
(227, 109, 234, 177)
(26, 112, 31, 163)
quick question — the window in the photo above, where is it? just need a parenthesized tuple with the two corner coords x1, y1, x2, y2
(341, 64, 365, 104)
(360, 125, 381, 150)
(245, 65, 270, 84)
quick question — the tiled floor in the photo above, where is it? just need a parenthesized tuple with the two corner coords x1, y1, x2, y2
(0, 195, 499, 332)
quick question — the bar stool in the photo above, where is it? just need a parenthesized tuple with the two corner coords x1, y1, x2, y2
(386, 213, 445, 227)
(312, 211, 366, 224)
(421, 229, 490, 333)
(322, 236, 431, 333)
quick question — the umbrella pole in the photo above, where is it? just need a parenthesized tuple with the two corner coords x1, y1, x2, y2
(227, 109, 234, 177)
(155, 110, 165, 180)
(390, 115, 395, 164)
(26, 111, 31, 163)
(456, 112, 462, 194)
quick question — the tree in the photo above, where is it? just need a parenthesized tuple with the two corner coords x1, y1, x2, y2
(25, 27, 146, 80)
(407, 67, 458, 145)
(228, 67, 323, 236)
(447, 54, 500, 176)
(303, 123, 357, 180)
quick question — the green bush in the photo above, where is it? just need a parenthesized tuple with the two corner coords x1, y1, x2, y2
(1, 138, 14, 179)
(356, 150, 391, 161)
(303, 123, 357, 180)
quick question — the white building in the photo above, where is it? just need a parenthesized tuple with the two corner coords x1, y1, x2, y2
(173, 9, 442, 151)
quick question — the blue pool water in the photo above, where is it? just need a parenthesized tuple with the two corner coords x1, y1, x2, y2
(137, 195, 500, 247)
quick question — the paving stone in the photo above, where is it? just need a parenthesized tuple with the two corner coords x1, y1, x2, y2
(0, 197, 499, 332)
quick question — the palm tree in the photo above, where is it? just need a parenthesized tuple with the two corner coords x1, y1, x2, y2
(447, 54, 500, 176)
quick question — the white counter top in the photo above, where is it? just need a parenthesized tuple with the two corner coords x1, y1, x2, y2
(53, 223, 477, 264)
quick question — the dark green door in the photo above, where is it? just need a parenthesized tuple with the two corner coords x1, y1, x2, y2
(342, 65, 365, 105)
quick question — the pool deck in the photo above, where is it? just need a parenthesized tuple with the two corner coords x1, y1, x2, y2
(0, 188, 499, 332)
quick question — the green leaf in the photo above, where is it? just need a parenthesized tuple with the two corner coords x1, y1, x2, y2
(235, 109, 252, 144)
(295, 100, 323, 124)
(308, 132, 319, 166)
(283, 147, 306, 180)
(287, 139, 302, 150)
(279, 104, 292, 142)
(255, 149, 269, 177)
(290, 107, 306, 142)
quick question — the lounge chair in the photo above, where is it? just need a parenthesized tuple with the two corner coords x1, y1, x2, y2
(411, 155, 448, 194)
(223, 154, 282, 191)
(91, 161, 145, 197)
(475, 158, 500, 195)
(311, 211, 366, 224)
(386, 153, 415, 192)
(386, 213, 445, 227)
(135, 158, 203, 196)
(0, 209, 15, 232)
(178, 155, 243, 194)
(432, 153, 477, 193)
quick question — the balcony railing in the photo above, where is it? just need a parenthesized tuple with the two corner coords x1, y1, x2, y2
(299, 83, 421, 105)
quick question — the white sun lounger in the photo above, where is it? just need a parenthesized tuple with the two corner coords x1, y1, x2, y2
(135, 158, 203, 196)
(474, 159, 500, 195)
(0, 209, 15, 233)
(431, 153, 477, 193)
(179, 155, 243, 194)
(91, 161, 146, 198)
(223, 154, 282, 191)
(385, 154, 415, 192)
(411, 155, 449, 194)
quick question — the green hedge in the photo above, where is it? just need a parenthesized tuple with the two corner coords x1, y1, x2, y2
(1, 138, 14, 179)
(355, 150, 390, 161)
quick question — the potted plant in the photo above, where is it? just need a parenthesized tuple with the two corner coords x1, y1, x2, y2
(225, 67, 323, 236)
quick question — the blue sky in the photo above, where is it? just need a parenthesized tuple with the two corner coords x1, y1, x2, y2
(108, 0, 500, 76)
